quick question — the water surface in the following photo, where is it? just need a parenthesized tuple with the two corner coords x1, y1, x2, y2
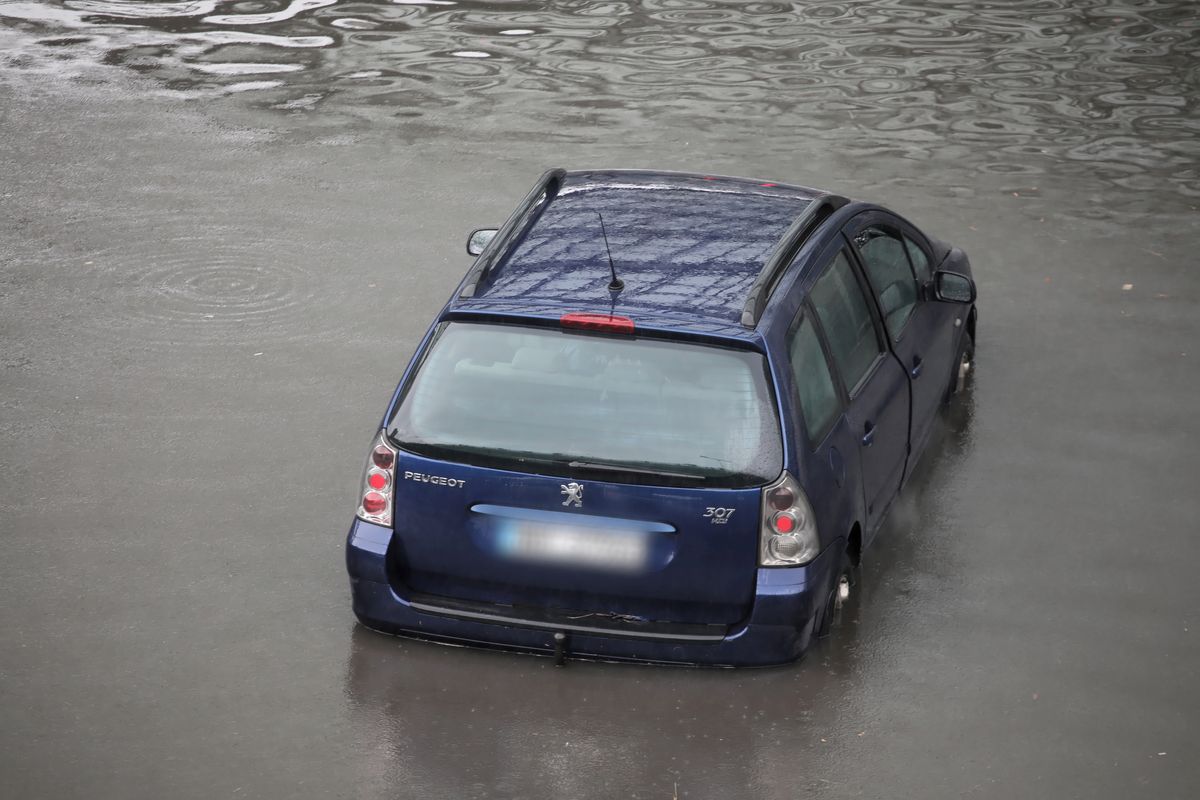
(1, 2, 1198, 799)
(3, 0, 1197, 203)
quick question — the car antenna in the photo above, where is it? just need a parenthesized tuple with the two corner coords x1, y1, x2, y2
(597, 212, 624, 292)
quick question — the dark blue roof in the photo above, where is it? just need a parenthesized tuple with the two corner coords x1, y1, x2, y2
(455, 170, 821, 334)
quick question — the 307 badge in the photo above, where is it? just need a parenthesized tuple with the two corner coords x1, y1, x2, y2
(704, 507, 735, 525)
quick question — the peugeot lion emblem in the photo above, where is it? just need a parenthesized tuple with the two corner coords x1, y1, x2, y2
(560, 482, 584, 508)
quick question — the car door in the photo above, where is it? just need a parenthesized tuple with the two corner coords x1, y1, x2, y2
(844, 212, 959, 461)
(783, 303, 861, 554)
(807, 241, 910, 531)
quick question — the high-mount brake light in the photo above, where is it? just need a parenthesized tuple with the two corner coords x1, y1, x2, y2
(559, 313, 635, 334)
(759, 472, 819, 566)
(357, 430, 397, 526)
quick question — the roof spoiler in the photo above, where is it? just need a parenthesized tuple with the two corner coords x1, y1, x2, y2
(739, 194, 850, 328)
(459, 168, 567, 298)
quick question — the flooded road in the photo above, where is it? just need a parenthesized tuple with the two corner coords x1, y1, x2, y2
(2, 1, 1198, 798)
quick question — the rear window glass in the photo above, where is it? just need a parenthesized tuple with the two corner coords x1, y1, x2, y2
(388, 322, 783, 487)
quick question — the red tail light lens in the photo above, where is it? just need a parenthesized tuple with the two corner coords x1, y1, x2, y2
(357, 430, 397, 526)
(768, 487, 795, 511)
(560, 313, 635, 334)
(771, 511, 797, 533)
(371, 445, 395, 469)
(362, 492, 387, 514)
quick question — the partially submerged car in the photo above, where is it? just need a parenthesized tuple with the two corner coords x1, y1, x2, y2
(346, 169, 977, 666)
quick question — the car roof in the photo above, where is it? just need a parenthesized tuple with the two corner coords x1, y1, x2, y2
(450, 170, 832, 338)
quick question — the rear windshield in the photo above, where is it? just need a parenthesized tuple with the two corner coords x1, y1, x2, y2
(388, 322, 783, 487)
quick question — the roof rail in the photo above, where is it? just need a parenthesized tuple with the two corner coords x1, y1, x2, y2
(459, 168, 567, 298)
(739, 193, 850, 327)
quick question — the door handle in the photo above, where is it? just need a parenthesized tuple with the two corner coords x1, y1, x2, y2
(862, 421, 876, 447)
(910, 355, 923, 379)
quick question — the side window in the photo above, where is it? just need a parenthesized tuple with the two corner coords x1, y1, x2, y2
(788, 313, 841, 445)
(853, 226, 918, 340)
(903, 236, 931, 284)
(809, 249, 883, 394)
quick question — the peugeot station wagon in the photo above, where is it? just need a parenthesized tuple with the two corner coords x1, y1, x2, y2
(346, 169, 977, 666)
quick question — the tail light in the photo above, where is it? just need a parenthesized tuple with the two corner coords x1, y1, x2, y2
(759, 471, 819, 566)
(356, 430, 397, 526)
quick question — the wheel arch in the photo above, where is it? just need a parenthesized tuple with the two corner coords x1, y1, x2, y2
(847, 522, 863, 567)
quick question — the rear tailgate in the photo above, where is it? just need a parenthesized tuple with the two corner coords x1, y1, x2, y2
(390, 453, 761, 626)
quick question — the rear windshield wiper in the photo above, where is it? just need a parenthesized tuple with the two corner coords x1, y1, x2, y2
(568, 461, 706, 481)
(392, 439, 567, 467)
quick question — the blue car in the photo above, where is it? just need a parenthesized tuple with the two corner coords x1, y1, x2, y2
(346, 169, 977, 666)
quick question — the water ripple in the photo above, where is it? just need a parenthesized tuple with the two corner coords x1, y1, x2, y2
(66, 0, 220, 18)
(204, 0, 340, 27)
(71, 233, 331, 349)
(1, 0, 1197, 199)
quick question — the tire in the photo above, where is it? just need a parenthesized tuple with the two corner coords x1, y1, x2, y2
(948, 329, 974, 401)
(815, 547, 854, 638)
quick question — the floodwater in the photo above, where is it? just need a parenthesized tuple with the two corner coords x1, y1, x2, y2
(1, 1, 1197, 798)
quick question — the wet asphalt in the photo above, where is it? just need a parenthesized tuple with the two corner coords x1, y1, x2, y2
(2, 2, 1199, 798)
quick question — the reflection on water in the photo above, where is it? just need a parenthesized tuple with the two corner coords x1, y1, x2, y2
(341, 624, 856, 797)
(2, 0, 1197, 197)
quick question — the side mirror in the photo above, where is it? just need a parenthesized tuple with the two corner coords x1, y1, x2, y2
(933, 270, 976, 304)
(466, 228, 498, 256)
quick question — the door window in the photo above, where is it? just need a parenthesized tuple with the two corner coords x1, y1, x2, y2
(809, 249, 883, 393)
(788, 313, 841, 445)
(853, 226, 918, 340)
(903, 236, 931, 283)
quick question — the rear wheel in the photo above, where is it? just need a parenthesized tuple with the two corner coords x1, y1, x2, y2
(948, 330, 974, 400)
(815, 546, 854, 638)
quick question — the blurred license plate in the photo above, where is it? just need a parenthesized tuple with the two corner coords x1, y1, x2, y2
(499, 522, 648, 572)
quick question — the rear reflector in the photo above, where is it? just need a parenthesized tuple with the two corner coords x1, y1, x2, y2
(560, 313, 635, 334)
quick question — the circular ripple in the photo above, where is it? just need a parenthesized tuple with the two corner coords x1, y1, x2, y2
(79, 235, 329, 348)
(138, 262, 300, 324)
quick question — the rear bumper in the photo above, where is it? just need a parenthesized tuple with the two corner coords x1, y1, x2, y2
(346, 519, 838, 667)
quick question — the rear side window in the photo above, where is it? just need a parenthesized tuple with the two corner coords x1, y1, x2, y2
(809, 249, 883, 393)
(388, 323, 783, 487)
(853, 226, 918, 340)
(788, 314, 841, 445)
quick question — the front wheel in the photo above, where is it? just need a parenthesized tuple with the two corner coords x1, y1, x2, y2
(948, 330, 974, 400)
